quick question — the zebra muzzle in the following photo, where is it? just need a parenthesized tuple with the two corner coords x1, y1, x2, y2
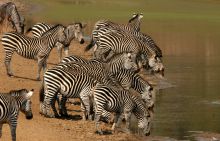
(80, 39, 85, 44)
(26, 112, 33, 120)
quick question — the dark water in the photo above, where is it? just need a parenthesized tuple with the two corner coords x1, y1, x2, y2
(151, 55, 220, 139)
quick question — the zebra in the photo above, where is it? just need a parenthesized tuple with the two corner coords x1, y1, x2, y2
(59, 55, 154, 124)
(0, 2, 25, 34)
(91, 83, 151, 135)
(1, 24, 69, 80)
(86, 13, 143, 53)
(0, 89, 34, 141)
(87, 14, 162, 58)
(113, 69, 154, 108)
(90, 28, 164, 76)
(94, 13, 143, 32)
(26, 22, 86, 62)
(61, 55, 153, 107)
(39, 53, 138, 119)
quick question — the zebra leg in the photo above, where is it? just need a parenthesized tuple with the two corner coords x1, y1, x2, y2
(64, 47, 69, 57)
(95, 105, 105, 134)
(95, 114, 103, 135)
(57, 45, 62, 62)
(0, 124, 3, 138)
(59, 96, 68, 117)
(80, 102, 87, 120)
(9, 122, 17, 141)
(43, 95, 58, 118)
(80, 93, 92, 120)
(124, 110, 132, 133)
(37, 56, 46, 81)
(4, 50, 14, 76)
(51, 95, 60, 118)
(111, 113, 122, 132)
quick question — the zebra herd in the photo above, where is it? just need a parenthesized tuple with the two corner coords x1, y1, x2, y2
(0, 2, 165, 141)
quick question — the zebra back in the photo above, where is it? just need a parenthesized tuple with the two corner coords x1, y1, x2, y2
(26, 22, 52, 38)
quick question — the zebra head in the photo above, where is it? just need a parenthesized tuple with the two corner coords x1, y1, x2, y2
(124, 53, 139, 72)
(138, 112, 151, 136)
(20, 89, 34, 119)
(131, 13, 143, 20)
(56, 25, 69, 46)
(133, 95, 151, 136)
(8, 3, 25, 34)
(64, 22, 86, 45)
(128, 13, 143, 31)
(148, 54, 165, 77)
(141, 85, 154, 108)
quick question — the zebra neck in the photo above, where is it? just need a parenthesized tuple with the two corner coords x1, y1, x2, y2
(13, 96, 25, 109)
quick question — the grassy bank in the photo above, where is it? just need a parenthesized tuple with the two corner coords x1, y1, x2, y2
(24, 0, 220, 57)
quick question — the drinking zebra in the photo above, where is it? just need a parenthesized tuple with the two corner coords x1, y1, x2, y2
(61, 55, 154, 107)
(26, 22, 86, 62)
(1, 24, 69, 80)
(40, 53, 138, 119)
(86, 13, 143, 53)
(89, 28, 164, 76)
(91, 83, 151, 135)
(0, 2, 25, 34)
(0, 89, 34, 141)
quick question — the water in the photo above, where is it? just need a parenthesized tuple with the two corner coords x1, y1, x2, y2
(150, 50, 220, 140)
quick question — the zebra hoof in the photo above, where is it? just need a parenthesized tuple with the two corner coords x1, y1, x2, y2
(60, 113, 69, 118)
(7, 73, 14, 77)
(95, 130, 103, 135)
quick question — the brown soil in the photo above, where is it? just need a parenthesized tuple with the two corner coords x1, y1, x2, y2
(0, 31, 161, 140)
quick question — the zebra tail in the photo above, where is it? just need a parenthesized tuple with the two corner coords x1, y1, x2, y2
(85, 39, 95, 51)
(39, 80, 45, 102)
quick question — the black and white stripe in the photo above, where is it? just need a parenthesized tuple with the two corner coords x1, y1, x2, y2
(1, 24, 68, 80)
(91, 28, 164, 75)
(0, 2, 25, 34)
(40, 53, 138, 119)
(0, 89, 34, 141)
(26, 22, 86, 62)
(92, 83, 151, 135)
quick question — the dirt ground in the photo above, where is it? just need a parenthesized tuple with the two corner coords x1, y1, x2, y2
(0, 30, 167, 140)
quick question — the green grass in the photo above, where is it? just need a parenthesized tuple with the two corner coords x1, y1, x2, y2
(25, 0, 220, 56)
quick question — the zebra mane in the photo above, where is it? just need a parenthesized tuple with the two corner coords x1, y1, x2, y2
(9, 89, 27, 96)
(72, 22, 83, 28)
(104, 52, 129, 63)
(40, 24, 64, 37)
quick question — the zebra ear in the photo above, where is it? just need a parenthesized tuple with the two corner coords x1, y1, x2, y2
(132, 13, 137, 17)
(127, 53, 132, 59)
(139, 13, 143, 19)
(24, 89, 34, 99)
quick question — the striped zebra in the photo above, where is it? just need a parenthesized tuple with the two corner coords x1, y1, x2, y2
(1, 24, 69, 80)
(94, 13, 143, 32)
(90, 28, 164, 76)
(26, 22, 86, 62)
(0, 89, 34, 141)
(0, 2, 25, 34)
(113, 69, 154, 108)
(86, 13, 143, 53)
(40, 53, 138, 119)
(91, 83, 151, 135)
(59, 55, 154, 123)
(61, 55, 153, 107)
